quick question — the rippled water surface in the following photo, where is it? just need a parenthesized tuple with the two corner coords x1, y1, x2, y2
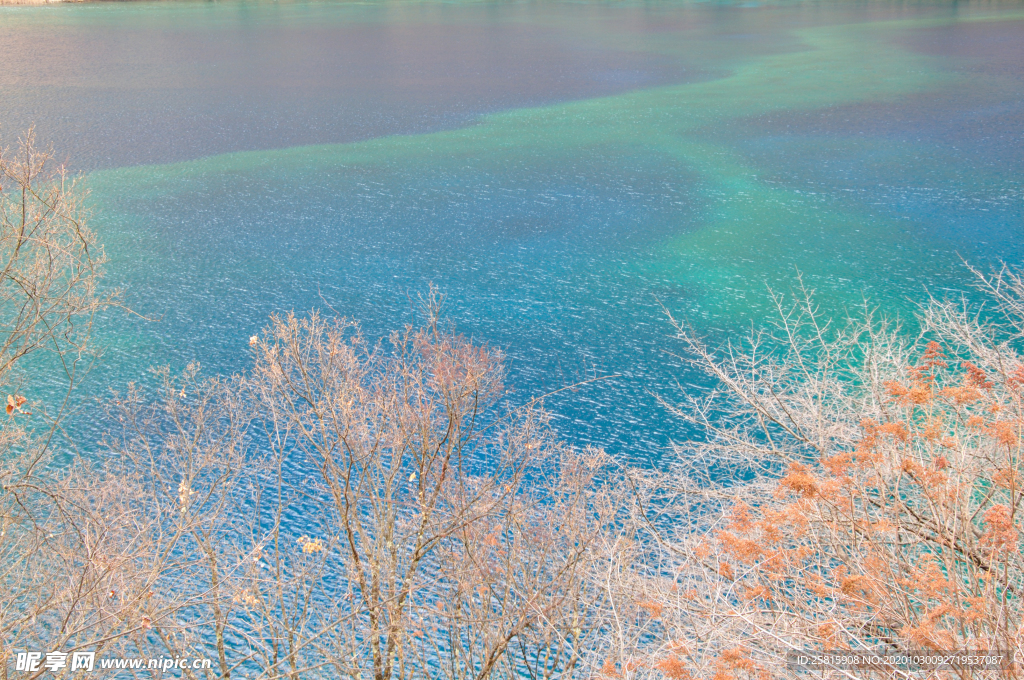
(2, 0, 1023, 462)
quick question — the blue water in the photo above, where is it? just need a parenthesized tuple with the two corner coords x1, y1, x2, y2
(1, 0, 1022, 464)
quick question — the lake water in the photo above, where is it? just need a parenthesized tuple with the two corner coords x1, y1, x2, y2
(2, 0, 1022, 463)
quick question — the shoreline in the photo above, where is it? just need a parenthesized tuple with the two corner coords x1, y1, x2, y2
(1, 0, 79, 4)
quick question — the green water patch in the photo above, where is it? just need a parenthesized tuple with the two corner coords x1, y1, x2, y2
(88, 15, 977, 328)
(91, 16, 964, 179)
(657, 163, 967, 321)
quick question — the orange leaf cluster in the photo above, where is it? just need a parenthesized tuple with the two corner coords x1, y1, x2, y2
(985, 420, 1021, 448)
(962, 361, 994, 389)
(982, 504, 1018, 555)
(654, 655, 691, 680)
(6, 394, 26, 415)
(637, 600, 665, 619)
(713, 648, 768, 680)
(781, 463, 818, 498)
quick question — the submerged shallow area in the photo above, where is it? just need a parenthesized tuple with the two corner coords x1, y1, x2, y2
(2, 0, 1023, 462)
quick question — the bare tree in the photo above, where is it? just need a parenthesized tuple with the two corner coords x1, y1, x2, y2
(235, 299, 610, 679)
(0, 128, 119, 678)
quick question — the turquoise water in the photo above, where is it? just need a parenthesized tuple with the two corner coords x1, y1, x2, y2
(2, 0, 1022, 462)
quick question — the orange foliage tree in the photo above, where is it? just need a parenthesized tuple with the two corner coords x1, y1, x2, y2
(593, 272, 1024, 679)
